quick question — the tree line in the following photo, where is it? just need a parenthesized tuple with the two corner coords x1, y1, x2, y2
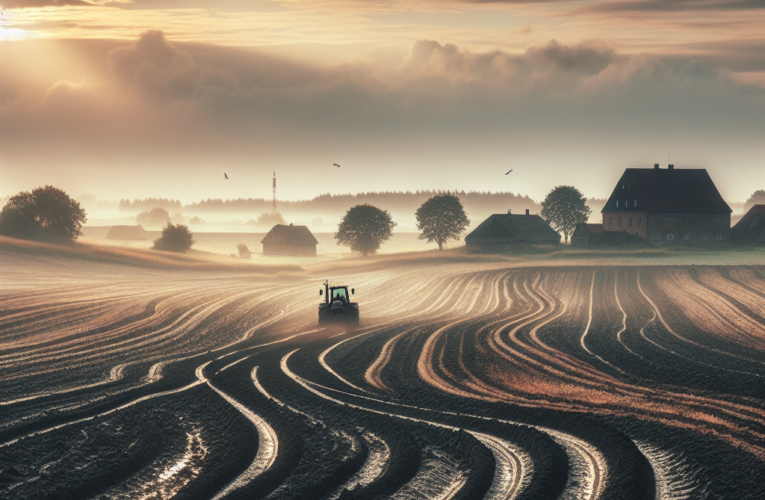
(8, 183, 760, 255)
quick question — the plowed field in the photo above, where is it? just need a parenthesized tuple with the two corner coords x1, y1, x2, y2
(1, 251, 764, 499)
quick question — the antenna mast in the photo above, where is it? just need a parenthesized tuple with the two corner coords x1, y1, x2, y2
(271, 170, 277, 215)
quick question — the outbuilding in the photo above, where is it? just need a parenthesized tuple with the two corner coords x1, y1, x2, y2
(731, 205, 765, 244)
(261, 224, 319, 257)
(571, 223, 604, 247)
(106, 225, 147, 240)
(465, 210, 560, 252)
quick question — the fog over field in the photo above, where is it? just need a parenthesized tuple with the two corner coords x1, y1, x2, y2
(1, 250, 764, 499)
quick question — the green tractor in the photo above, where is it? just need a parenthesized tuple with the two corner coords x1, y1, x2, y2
(319, 280, 360, 324)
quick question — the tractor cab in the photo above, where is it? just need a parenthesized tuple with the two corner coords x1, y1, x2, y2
(327, 286, 351, 303)
(318, 280, 359, 324)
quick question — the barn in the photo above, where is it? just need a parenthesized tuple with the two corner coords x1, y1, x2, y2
(571, 223, 604, 247)
(261, 224, 319, 257)
(731, 205, 765, 244)
(465, 210, 560, 252)
(106, 225, 147, 240)
(601, 164, 732, 243)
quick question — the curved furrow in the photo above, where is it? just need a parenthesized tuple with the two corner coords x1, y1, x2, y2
(200, 377, 278, 500)
(281, 349, 531, 500)
(638, 270, 765, 369)
(657, 269, 765, 350)
(3, 256, 765, 499)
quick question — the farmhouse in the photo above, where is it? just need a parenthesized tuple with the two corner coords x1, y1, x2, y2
(731, 205, 765, 244)
(602, 164, 732, 243)
(261, 223, 318, 257)
(465, 209, 560, 252)
(106, 225, 147, 240)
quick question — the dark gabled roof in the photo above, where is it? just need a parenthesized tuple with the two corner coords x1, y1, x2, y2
(573, 223, 604, 235)
(602, 168, 731, 214)
(465, 214, 561, 244)
(731, 205, 765, 243)
(261, 224, 319, 245)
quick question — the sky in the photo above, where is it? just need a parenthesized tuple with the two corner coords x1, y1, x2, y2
(1, 0, 764, 205)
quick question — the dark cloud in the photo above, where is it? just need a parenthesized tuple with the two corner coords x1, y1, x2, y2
(574, 0, 765, 14)
(521, 39, 615, 74)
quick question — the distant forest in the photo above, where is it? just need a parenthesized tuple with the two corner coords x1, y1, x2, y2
(119, 198, 183, 212)
(114, 191, 616, 221)
(184, 191, 542, 216)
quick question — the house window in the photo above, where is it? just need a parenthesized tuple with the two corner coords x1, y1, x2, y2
(633, 199, 637, 207)
(638, 217, 642, 225)
(715, 219, 723, 228)
(609, 218, 613, 227)
(629, 217, 633, 226)
(716, 233, 722, 240)
(667, 233, 674, 241)
(618, 217, 623, 227)
(683, 232, 691, 240)
(625, 199, 628, 207)
(616, 199, 619, 208)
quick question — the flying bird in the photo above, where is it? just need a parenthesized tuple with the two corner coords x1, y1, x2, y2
(334, 163, 340, 168)
(505, 169, 513, 175)
(224, 173, 229, 179)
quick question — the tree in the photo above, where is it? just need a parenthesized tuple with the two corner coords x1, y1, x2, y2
(744, 190, 765, 212)
(540, 185, 591, 243)
(415, 194, 470, 250)
(0, 185, 87, 241)
(254, 212, 286, 226)
(153, 223, 195, 252)
(236, 243, 251, 259)
(136, 207, 171, 228)
(335, 204, 397, 256)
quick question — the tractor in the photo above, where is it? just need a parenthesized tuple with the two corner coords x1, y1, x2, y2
(318, 280, 359, 324)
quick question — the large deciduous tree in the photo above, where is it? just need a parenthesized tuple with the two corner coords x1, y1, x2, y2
(335, 204, 397, 256)
(540, 185, 591, 243)
(136, 207, 171, 228)
(152, 223, 195, 252)
(415, 194, 470, 250)
(744, 190, 765, 212)
(0, 185, 87, 241)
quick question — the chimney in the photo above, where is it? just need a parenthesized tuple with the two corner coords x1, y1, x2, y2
(654, 163, 659, 170)
(525, 209, 530, 215)
(507, 209, 512, 215)
(668, 164, 674, 170)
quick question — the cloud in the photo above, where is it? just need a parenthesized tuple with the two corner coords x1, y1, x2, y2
(573, 0, 765, 14)
(1, 31, 765, 202)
